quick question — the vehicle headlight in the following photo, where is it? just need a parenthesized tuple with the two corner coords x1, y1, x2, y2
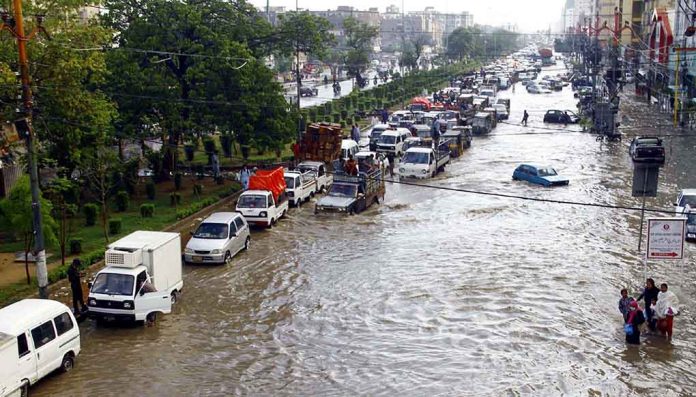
(184, 247, 194, 254)
(211, 249, 221, 254)
(123, 301, 134, 309)
(399, 168, 405, 173)
(259, 211, 268, 217)
(88, 299, 97, 306)
(421, 169, 427, 174)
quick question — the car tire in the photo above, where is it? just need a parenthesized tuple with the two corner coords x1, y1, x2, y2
(224, 251, 232, 264)
(170, 291, 178, 305)
(60, 354, 74, 373)
(244, 236, 251, 250)
(146, 312, 157, 324)
(348, 207, 354, 216)
(296, 199, 301, 207)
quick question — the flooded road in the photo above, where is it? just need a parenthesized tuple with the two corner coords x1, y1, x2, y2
(35, 66, 696, 396)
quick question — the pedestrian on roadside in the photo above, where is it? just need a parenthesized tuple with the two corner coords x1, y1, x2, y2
(618, 288, 634, 323)
(351, 124, 360, 143)
(625, 300, 645, 345)
(637, 278, 660, 328)
(522, 110, 529, 126)
(655, 283, 679, 341)
(386, 152, 395, 177)
(512, 82, 515, 93)
(67, 259, 87, 314)
(240, 164, 251, 190)
(381, 108, 389, 124)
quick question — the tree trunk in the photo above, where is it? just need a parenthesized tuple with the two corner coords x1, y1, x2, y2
(59, 207, 67, 266)
(101, 191, 109, 244)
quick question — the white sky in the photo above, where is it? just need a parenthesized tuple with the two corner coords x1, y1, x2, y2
(250, 0, 565, 32)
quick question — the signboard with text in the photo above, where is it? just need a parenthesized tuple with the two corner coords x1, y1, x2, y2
(647, 218, 685, 260)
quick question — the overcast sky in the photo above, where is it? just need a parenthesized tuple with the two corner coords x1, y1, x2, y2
(249, 0, 564, 32)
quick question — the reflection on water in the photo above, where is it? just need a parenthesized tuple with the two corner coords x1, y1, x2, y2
(32, 66, 696, 396)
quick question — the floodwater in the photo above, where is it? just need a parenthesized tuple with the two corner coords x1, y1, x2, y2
(33, 64, 696, 396)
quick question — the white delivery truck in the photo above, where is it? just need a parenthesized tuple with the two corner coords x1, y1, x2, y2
(235, 167, 289, 228)
(284, 170, 317, 207)
(87, 231, 183, 324)
(0, 299, 80, 397)
(399, 144, 450, 179)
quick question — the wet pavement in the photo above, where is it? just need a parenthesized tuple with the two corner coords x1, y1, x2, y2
(296, 71, 386, 109)
(33, 65, 696, 396)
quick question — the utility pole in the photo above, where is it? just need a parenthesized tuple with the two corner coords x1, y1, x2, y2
(295, 0, 302, 141)
(1, 1, 50, 298)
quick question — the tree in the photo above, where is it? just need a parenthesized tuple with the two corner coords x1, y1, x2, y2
(410, 34, 431, 70)
(0, 177, 57, 284)
(44, 178, 78, 267)
(342, 17, 378, 80)
(0, 1, 117, 177)
(446, 27, 477, 62)
(399, 43, 418, 72)
(102, 0, 296, 167)
(275, 11, 335, 60)
(81, 145, 119, 244)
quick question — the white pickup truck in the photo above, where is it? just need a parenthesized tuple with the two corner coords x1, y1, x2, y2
(236, 190, 288, 228)
(398, 144, 450, 178)
(297, 161, 333, 192)
(284, 170, 317, 206)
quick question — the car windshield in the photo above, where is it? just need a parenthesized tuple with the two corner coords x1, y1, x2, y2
(298, 165, 317, 175)
(371, 130, 384, 139)
(687, 213, 696, 225)
(193, 222, 229, 239)
(329, 184, 357, 198)
(237, 195, 267, 208)
(284, 176, 296, 189)
(92, 273, 134, 296)
(473, 118, 486, 127)
(402, 151, 430, 164)
(680, 195, 696, 207)
(380, 135, 396, 144)
(537, 168, 558, 177)
(637, 138, 660, 146)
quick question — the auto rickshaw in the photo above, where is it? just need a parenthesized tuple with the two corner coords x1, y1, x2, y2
(441, 126, 473, 158)
(470, 112, 493, 135)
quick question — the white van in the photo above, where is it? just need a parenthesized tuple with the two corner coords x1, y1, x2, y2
(341, 139, 359, 161)
(0, 299, 80, 397)
(376, 128, 411, 157)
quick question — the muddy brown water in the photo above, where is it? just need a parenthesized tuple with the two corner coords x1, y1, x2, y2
(32, 67, 696, 396)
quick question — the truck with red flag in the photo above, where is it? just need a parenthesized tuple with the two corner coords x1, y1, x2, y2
(235, 167, 289, 228)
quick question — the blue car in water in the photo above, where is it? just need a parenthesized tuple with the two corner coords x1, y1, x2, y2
(512, 164, 569, 187)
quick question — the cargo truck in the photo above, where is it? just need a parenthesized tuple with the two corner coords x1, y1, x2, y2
(87, 231, 183, 325)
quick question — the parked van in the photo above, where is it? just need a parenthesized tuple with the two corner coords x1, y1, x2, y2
(184, 212, 251, 264)
(341, 139, 359, 160)
(0, 299, 80, 397)
(376, 128, 411, 157)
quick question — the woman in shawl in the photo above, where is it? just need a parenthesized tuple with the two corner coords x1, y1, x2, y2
(654, 283, 679, 341)
(625, 300, 645, 345)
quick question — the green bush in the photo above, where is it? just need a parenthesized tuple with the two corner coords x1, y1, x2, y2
(145, 181, 156, 200)
(108, 218, 122, 235)
(308, 107, 317, 121)
(324, 116, 331, 122)
(84, 203, 98, 226)
(340, 109, 348, 120)
(345, 117, 353, 126)
(170, 193, 181, 207)
(69, 238, 83, 255)
(324, 102, 332, 115)
(115, 190, 129, 212)
(174, 172, 182, 191)
(140, 203, 155, 218)
(175, 197, 218, 220)
(332, 113, 341, 123)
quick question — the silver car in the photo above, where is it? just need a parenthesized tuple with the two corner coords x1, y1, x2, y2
(184, 212, 250, 264)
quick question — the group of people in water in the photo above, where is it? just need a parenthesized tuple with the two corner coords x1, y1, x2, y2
(619, 278, 679, 345)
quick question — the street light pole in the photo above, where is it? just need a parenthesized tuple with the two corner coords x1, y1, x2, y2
(1, 1, 50, 298)
(295, 0, 302, 142)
